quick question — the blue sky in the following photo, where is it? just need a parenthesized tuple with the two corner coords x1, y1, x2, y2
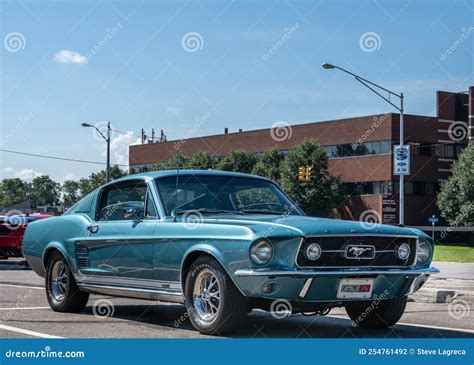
(1, 0, 472, 182)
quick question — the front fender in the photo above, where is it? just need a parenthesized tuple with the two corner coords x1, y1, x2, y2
(180, 235, 303, 297)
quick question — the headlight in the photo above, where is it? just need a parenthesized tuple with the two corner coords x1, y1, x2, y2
(397, 243, 410, 260)
(250, 239, 273, 265)
(305, 243, 321, 261)
(416, 239, 432, 264)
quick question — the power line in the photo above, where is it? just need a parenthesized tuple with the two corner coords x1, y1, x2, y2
(0, 149, 129, 167)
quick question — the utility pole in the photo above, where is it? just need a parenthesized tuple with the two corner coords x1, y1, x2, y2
(322, 63, 406, 225)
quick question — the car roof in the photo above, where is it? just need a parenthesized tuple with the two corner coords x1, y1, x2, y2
(113, 169, 270, 184)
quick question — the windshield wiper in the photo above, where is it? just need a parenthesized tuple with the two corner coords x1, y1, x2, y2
(174, 208, 244, 215)
(240, 209, 284, 215)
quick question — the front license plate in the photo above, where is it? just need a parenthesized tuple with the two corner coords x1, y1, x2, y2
(337, 278, 374, 299)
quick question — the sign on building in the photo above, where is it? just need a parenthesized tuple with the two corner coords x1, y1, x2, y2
(393, 144, 410, 175)
(382, 195, 398, 225)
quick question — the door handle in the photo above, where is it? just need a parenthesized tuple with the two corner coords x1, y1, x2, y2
(86, 225, 99, 234)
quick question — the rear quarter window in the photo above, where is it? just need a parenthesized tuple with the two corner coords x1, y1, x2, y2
(67, 192, 94, 214)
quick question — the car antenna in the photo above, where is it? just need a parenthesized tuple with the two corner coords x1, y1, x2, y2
(172, 165, 180, 222)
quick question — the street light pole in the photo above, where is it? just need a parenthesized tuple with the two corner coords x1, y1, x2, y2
(106, 121, 111, 183)
(322, 63, 405, 226)
(81, 122, 111, 183)
(399, 94, 404, 226)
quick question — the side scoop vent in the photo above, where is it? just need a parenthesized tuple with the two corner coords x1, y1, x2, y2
(76, 243, 89, 268)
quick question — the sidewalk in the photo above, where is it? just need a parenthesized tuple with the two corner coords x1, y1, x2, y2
(412, 261, 474, 303)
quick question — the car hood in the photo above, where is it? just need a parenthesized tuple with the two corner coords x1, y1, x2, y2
(208, 214, 427, 239)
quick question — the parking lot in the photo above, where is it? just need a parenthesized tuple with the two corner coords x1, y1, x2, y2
(1, 259, 473, 339)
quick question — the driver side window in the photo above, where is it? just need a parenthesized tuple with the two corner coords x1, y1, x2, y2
(98, 181, 147, 221)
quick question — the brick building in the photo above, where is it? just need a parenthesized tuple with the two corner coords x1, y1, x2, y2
(129, 88, 473, 226)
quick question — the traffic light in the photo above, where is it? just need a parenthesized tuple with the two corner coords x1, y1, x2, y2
(298, 166, 314, 181)
(298, 166, 306, 181)
(305, 166, 313, 181)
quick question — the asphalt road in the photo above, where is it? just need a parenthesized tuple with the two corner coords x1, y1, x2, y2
(1, 259, 473, 339)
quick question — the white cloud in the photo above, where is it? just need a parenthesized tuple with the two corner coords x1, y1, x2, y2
(54, 50, 88, 64)
(2, 168, 44, 182)
(103, 131, 141, 166)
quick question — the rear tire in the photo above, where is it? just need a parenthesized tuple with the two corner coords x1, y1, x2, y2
(345, 296, 407, 328)
(184, 256, 247, 335)
(45, 251, 89, 313)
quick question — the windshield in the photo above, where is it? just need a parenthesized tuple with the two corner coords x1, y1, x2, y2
(155, 175, 302, 216)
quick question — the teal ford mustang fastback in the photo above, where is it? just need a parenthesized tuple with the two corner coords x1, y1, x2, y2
(22, 170, 438, 335)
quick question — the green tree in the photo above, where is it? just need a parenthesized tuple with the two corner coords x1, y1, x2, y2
(437, 144, 474, 226)
(217, 149, 257, 173)
(153, 150, 189, 170)
(30, 175, 60, 206)
(78, 165, 127, 197)
(252, 149, 284, 182)
(78, 177, 95, 197)
(280, 138, 344, 216)
(0, 178, 30, 208)
(188, 150, 216, 169)
(62, 180, 80, 207)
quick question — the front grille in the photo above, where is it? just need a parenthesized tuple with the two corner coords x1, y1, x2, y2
(296, 236, 417, 268)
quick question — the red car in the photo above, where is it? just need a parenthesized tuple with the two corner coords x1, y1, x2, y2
(0, 214, 51, 259)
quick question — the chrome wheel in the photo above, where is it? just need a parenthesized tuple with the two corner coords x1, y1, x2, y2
(50, 261, 67, 302)
(192, 269, 221, 322)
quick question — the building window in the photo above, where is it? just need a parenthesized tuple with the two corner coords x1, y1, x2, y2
(436, 143, 466, 159)
(324, 140, 394, 158)
(344, 181, 437, 196)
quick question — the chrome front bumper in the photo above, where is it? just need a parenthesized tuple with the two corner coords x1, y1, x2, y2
(234, 266, 439, 278)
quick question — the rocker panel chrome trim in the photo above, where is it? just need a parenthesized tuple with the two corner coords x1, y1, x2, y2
(78, 284, 184, 303)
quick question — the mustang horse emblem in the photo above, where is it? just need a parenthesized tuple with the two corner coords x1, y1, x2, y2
(348, 246, 373, 258)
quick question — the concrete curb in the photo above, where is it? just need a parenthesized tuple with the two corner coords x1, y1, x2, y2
(411, 278, 474, 303)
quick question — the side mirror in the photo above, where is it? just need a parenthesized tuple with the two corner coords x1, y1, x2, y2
(123, 202, 144, 221)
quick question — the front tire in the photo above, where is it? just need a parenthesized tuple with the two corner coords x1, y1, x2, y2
(45, 251, 89, 312)
(345, 296, 408, 328)
(184, 257, 247, 335)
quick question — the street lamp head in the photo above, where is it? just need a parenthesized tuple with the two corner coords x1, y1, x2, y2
(81, 122, 91, 127)
(322, 63, 335, 70)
